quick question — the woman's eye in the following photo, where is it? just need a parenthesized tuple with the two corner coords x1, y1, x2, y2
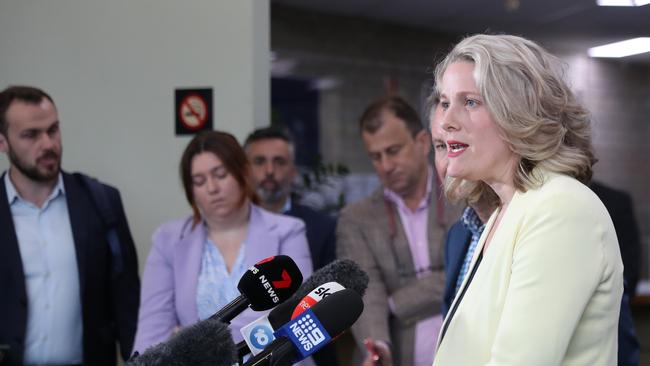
(466, 99, 479, 107)
(213, 167, 228, 179)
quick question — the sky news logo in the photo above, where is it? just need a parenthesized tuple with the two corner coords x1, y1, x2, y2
(291, 282, 345, 319)
(275, 309, 331, 360)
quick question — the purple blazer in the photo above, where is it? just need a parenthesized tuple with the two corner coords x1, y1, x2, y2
(133, 204, 313, 353)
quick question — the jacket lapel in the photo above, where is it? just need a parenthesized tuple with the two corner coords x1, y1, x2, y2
(62, 172, 89, 294)
(174, 219, 204, 324)
(244, 205, 280, 267)
(427, 196, 446, 269)
(374, 192, 416, 277)
(0, 172, 27, 299)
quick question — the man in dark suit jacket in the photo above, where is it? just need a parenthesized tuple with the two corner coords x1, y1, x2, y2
(244, 126, 337, 365)
(244, 126, 336, 270)
(0, 86, 140, 366)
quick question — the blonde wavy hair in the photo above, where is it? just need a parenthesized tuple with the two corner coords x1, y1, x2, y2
(433, 34, 596, 204)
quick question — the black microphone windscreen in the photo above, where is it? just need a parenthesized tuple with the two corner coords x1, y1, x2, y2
(308, 288, 364, 336)
(243, 289, 364, 366)
(267, 259, 368, 329)
(267, 297, 301, 330)
(127, 319, 236, 366)
(295, 259, 368, 301)
(237, 255, 303, 311)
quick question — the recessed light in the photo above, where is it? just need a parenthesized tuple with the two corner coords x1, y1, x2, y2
(597, 0, 650, 5)
(588, 38, 650, 58)
(597, 0, 634, 5)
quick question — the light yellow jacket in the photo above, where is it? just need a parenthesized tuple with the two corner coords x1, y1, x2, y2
(433, 171, 623, 366)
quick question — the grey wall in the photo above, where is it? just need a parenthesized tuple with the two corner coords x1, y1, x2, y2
(0, 0, 270, 269)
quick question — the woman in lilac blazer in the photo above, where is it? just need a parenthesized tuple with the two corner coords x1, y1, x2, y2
(133, 131, 313, 354)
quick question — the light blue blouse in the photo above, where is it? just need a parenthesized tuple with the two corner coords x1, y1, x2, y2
(196, 237, 247, 320)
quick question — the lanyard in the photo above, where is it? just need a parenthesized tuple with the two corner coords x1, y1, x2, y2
(383, 198, 442, 278)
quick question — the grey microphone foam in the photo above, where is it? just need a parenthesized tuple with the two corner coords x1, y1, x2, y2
(127, 318, 236, 366)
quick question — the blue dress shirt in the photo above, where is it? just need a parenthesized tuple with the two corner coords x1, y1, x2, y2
(5, 172, 83, 365)
(454, 207, 485, 295)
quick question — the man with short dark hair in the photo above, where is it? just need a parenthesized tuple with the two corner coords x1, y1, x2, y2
(244, 126, 337, 271)
(244, 126, 338, 366)
(337, 96, 446, 366)
(0, 86, 140, 366)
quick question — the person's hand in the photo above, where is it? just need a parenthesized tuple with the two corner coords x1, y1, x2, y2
(361, 338, 393, 366)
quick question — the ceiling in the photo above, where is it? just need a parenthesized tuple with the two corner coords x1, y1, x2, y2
(271, 0, 650, 61)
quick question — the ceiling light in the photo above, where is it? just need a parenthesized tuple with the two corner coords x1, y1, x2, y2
(597, 0, 634, 6)
(597, 0, 650, 5)
(588, 38, 650, 58)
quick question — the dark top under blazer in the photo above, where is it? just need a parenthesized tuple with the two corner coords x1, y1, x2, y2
(590, 181, 641, 297)
(441, 220, 472, 316)
(0, 171, 140, 366)
(286, 203, 336, 270)
(286, 202, 338, 366)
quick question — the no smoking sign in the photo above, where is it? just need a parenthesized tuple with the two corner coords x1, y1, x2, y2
(175, 88, 213, 135)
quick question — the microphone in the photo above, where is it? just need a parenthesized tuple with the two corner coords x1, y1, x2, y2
(241, 281, 346, 355)
(238, 259, 369, 357)
(211, 255, 303, 323)
(126, 318, 236, 366)
(290, 281, 345, 319)
(293, 258, 369, 301)
(243, 288, 364, 366)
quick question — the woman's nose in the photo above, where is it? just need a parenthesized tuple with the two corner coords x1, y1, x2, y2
(440, 107, 460, 132)
(206, 177, 219, 193)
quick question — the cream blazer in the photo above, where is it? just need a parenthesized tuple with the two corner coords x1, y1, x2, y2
(433, 171, 623, 366)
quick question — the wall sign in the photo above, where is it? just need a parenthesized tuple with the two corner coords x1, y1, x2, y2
(175, 88, 213, 135)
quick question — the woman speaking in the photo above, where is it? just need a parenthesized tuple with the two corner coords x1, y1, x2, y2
(432, 34, 623, 365)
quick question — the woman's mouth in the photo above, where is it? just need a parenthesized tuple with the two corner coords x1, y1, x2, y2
(447, 141, 468, 157)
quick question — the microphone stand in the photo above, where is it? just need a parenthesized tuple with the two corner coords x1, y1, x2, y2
(209, 296, 249, 323)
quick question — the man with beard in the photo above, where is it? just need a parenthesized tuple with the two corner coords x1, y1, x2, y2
(0, 86, 140, 366)
(244, 126, 338, 366)
(337, 96, 446, 366)
(244, 126, 336, 270)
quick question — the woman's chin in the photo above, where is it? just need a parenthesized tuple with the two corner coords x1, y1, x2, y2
(446, 170, 466, 180)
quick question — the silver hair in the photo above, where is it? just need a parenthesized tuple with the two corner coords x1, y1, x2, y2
(433, 34, 595, 203)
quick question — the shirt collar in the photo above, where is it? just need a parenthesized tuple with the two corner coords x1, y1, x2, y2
(4, 170, 65, 206)
(281, 197, 293, 214)
(383, 166, 433, 211)
(460, 206, 485, 236)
